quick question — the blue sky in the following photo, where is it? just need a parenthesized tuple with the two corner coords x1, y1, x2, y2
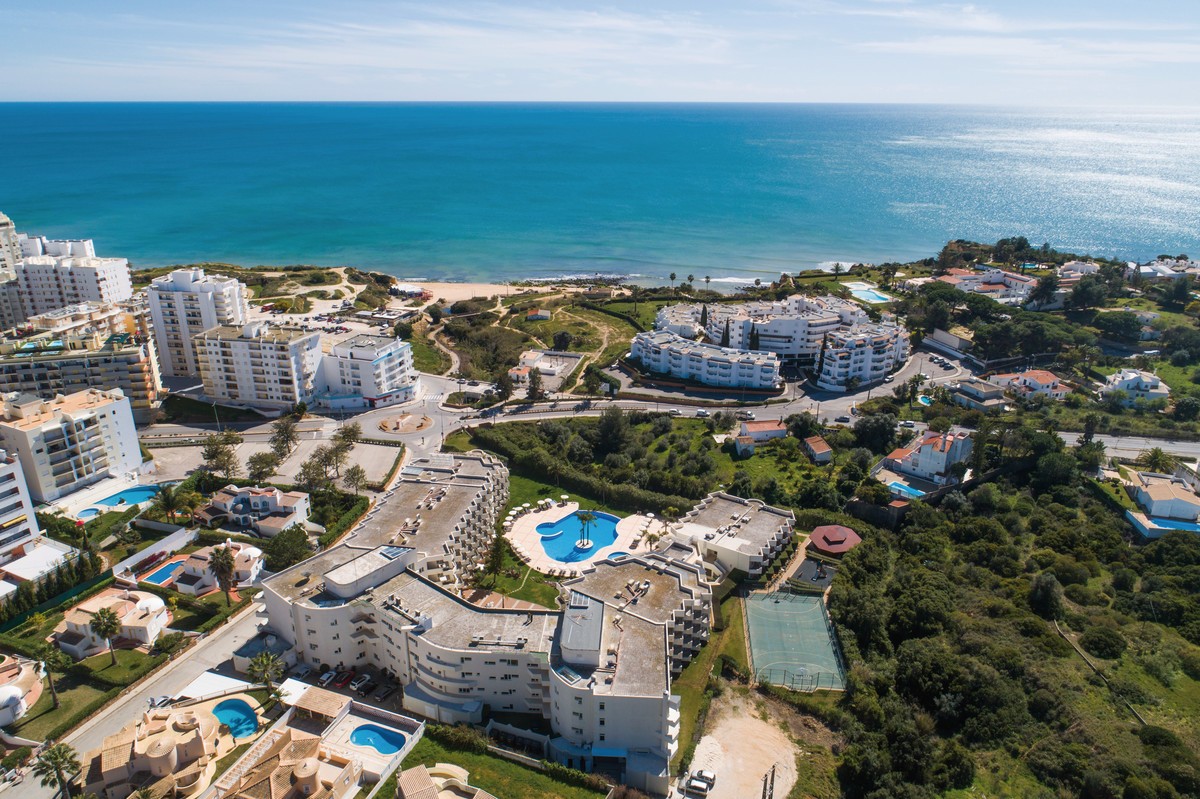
(4, 0, 1198, 104)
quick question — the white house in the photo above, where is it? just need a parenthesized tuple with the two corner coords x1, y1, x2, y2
(148, 267, 250, 377)
(886, 431, 974, 486)
(172, 541, 264, 596)
(804, 435, 833, 464)
(195, 323, 321, 412)
(55, 589, 168, 660)
(733, 419, 788, 455)
(987, 370, 1070, 401)
(1101, 369, 1170, 407)
(630, 330, 781, 390)
(1131, 473, 1200, 521)
(198, 484, 314, 538)
(0, 388, 142, 503)
(315, 334, 420, 410)
(936, 267, 1034, 303)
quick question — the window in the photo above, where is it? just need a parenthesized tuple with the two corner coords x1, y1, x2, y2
(599, 734, 606, 742)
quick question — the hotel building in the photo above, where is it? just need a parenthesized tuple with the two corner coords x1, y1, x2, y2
(195, 323, 321, 412)
(147, 267, 250, 377)
(0, 330, 162, 422)
(814, 324, 910, 392)
(15, 252, 133, 317)
(315, 334, 421, 410)
(630, 330, 782, 390)
(0, 388, 141, 503)
(0, 452, 47, 586)
(0, 215, 20, 278)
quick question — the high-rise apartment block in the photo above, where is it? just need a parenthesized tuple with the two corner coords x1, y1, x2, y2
(195, 323, 321, 411)
(147, 267, 250, 377)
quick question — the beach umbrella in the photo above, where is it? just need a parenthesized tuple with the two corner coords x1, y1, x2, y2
(523, 503, 531, 509)
(561, 494, 569, 501)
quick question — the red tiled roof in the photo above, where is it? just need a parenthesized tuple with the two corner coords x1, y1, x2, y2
(743, 420, 787, 433)
(804, 435, 831, 454)
(810, 524, 862, 555)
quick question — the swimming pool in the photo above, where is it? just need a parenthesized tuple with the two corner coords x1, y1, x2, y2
(536, 511, 620, 563)
(76, 508, 100, 519)
(1148, 517, 1200, 532)
(607, 551, 630, 560)
(917, 395, 933, 406)
(212, 698, 259, 739)
(142, 561, 182, 586)
(842, 281, 894, 304)
(349, 723, 408, 754)
(96, 485, 162, 507)
(888, 481, 926, 498)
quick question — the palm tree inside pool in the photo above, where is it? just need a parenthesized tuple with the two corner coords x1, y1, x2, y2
(576, 509, 596, 550)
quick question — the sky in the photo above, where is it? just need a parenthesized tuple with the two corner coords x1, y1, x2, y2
(3, 0, 1199, 105)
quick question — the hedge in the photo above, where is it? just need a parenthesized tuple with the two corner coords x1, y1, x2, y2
(368, 447, 406, 493)
(539, 761, 609, 792)
(318, 496, 370, 548)
(425, 722, 490, 754)
(0, 575, 116, 637)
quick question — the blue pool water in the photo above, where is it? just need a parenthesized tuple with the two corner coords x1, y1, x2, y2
(142, 561, 182, 586)
(1148, 517, 1200, 532)
(917, 396, 933, 406)
(888, 481, 926, 498)
(537, 511, 621, 563)
(76, 508, 100, 519)
(843, 282, 894, 304)
(212, 698, 259, 739)
(350, 724, 408, 754)
(96, 485, 161, 507)
(608, 551, 630, 560)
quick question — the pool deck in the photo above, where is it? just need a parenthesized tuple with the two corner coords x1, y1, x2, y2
(321, 709, 407, 778)
(138, 554, 188, 585)
(506, 502, 664, 578)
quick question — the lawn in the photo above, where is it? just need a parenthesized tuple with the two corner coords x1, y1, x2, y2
(480, 540, 561, 609)
(717, 595, 749, 675)
(9, 676, 110, 740)
(410, 327, 451, 375)
(402, 736, 607, 799)
(79, 647, 165, 684)
(159, 394, 268, 424)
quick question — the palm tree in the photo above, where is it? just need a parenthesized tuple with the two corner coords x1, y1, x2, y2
(178, 490, 203, 527)
(35, 644, 71, 709)
(152, 483, 181, 524)
(669, 272, 677, 291)
(686, 274, 695, 289)
(576, 510, 596, 546)
(33, 743, 81, 799)
(1137, 447, 1176, 474)
(209, 545, 237, 607)
(831, 263, 844, 278)
(247, 651, 285, 692)
(704, 275, 711, 290)
(90, 607, 122, 668)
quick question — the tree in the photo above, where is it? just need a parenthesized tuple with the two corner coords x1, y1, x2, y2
(332, 422, 362, 450)
(853, 413, 898, 454)
(36, 643, 70, 710)
(582, 368, 602, 395)
(486, 531, 505, 582)
(264, 525, 314, 571)
(247, 452, 280, 484)
(248, 651, 285, 692)
(296, 458, 329, 494)
(1080, 626, 1126, 659)
(209, 544, 236, 607)
(343, 464, 367, 495)
(687, 273, 695, 288)
(89, 607, 122, 667)
(1081, 412, 1101, 443)
(527, 368, 543, 400)
(748, 324, 760, 350)
(495, 371, 514, 401)
(699, 305, 708, 328)
(669, 272, 677, 291)
(831, 263, 844, 278)
(1175, 396, 1200, 421)
(553, 330, 573, 351)
(152, 483, 182, 524)
(33, 743, 81, 799)
(1033, 452, 1077, 491)
(201, 432, 239, 481)
(720, 320, 730, 347)
(1029, 273, 1059, 307)
(1138, 447, 1177, 474)
(785, 412, 821, 440)
(1029, 573, 1064, 620)
(1094, 311, 1141, 342)
(577, 509, 596, 543)
(179, 490, 203, 527)
(704, 276, 711, 290)
(269, 415, 299, 459)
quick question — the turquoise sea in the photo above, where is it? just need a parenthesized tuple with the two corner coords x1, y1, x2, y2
(1, 103, 1198, 284)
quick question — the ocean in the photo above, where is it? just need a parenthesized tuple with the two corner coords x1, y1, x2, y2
(1, 103, 1198, 285)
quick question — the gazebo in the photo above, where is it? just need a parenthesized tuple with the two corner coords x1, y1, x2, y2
(809, 525, 862, 556)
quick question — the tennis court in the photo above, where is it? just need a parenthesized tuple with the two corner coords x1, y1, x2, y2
(746, 591, 845, 692)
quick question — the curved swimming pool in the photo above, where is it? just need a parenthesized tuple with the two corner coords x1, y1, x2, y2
(536, 511, 620, 563)
(97, 485, 163, 507)
(350, 723, 408, 754)
(212, 698, 259, 739)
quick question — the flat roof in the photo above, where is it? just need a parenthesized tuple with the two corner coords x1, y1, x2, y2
(686, 493, 794, 550)
(567, 557, 703, 625)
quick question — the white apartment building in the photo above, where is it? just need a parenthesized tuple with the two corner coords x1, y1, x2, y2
(672, 492, 796, 579)
(935, 267, 1035, 303)
(886, 431, 974, 486)
(148, 267, 250, 377)
(17, 234, 96, 259)
(0, 451, 43, 575)
(26, 299, 149, 339)
(630, 330, 781, 390)
(195, 323, 321, 412)
(0, 388, 141, 503)
(0, 214, 20, 278)
(316, 334, 420, 410)
(0, 329, 162, 422)
(1101, 369, 1171, 407)
(815, 324, 910, 392)
(16, 254, 133, 317)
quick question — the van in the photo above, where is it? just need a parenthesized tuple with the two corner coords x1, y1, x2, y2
(735, 410, 755, 421)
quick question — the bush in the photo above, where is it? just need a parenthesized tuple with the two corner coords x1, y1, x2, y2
(540, 761, 610, 792)
(1, 746, 31, 770)
(1079, 626, 1127, 659)
(425, 723, 489, 754)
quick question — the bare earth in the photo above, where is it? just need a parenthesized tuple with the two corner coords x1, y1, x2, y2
(690, 691, 800, 799)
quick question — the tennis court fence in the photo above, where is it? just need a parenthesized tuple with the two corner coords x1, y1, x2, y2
(755, 668, 844, 693)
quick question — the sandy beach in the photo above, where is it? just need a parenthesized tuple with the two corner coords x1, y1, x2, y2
(407, 280, 528, 304)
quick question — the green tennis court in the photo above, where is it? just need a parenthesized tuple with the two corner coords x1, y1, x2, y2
(746, 591, 845, 692)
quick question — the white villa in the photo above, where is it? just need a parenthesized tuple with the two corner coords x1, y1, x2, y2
(1131, 473, 1200, 522)
(886, 431, 974, 486)
(55, 589, 169, 660)
(986, 369, 1070, 401)
(1101, 369, 1170, 406)
(198, 485, 314, 538)
(936, 267, 1035, 303)
(172, 541, 264, 596)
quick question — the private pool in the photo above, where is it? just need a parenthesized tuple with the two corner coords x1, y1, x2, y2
(76, 508, 101, 519)
(917, 395, 933, 406)
(212, 698, 259, 739)
(888, 481, 926, 498)
(536, 511, 620, 563)
(142, 561, 183, 586)
(349, 723, 408, 755)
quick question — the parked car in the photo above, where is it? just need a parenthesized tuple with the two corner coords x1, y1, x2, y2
(349, 673, 372, 691)
(694, 770, 717, 787)
(333, 670, 355, 688)
(356, 681, 378, 697)
(900, 420, 915, 428)
(375, 684, 398, 701)
(668, 408, 682, 416)
(695, 409, 710, 418)
(735, 410, 755, 420)
(293, 665, 313, 681)
(318, 670, 337, 687)
(835, 415, 851, 423)
(685, 777, 711, 796)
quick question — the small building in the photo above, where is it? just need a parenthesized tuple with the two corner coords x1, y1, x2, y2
(55, 589, 169, 660)
(173, 541, 264, 597)
(1101, 369, 1170, 407)
(1131, 473, 1200, 521)
(217, 726, 360, 799)
(951, 378, 1007, 412)
(803, 435, 833, 464)
(526, 308, 551, 321)
(809, 524, 861, 556)
(506, 365, 532, 385)
(987, 370, 1069, 400)
(198, 485, 316, 539)
(396, 764, 498, 799)
(734, 419, 788, 455)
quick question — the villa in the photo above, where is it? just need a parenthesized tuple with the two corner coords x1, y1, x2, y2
(951, 378, 1008, 412)
(396, 764, 498, 799)
(216, 727, 360, 799)
(734, 419, 788, 455)
(885, 431, 973, 487)
(987, 370, 1069, 400)
(936, 267, 1034, 304)
(55, 589, 169, 660)
(1101, 369, 1170, 406)
(1131, 473, 1200, 521)
(198, 484, 315, 538)
(172, 541, 264, 596)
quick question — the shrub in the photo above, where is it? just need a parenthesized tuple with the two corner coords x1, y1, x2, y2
(1080, 626, 1127, 659)
(1, 746, 31, 770)
(425, 723, 489, 754)
(540, 761, 609, 792)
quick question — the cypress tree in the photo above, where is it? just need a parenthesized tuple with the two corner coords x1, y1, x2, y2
(720, 320, 731, 348)
(749, 324, 760, 351)
(700, 304, 708, 328)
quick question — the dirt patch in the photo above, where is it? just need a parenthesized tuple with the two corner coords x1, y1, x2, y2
(689, 691, 800, 799)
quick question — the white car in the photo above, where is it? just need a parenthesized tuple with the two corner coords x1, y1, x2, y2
(685, 778, 710, 796)
(350, 673, 372, 691)
(695, 409, 710, 418)
(318, 670, 337, 687)
(694, 769, 717, 787)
